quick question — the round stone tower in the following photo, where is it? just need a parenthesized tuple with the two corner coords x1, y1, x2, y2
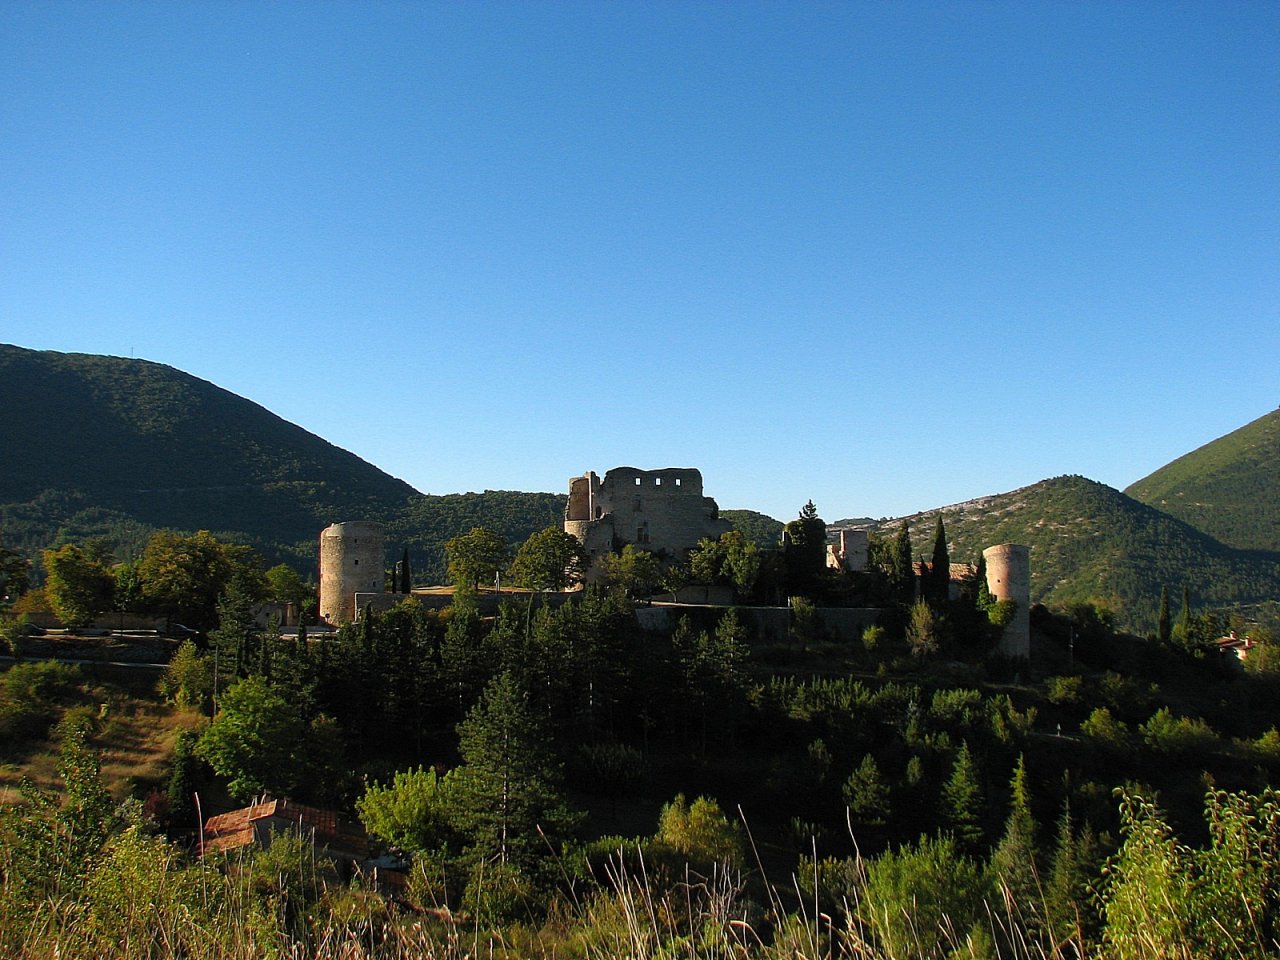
(319, 521, 385, 624)
(983, 543, 1031, 659)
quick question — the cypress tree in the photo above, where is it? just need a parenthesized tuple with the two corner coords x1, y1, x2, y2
(929, 515, 950, 603)
(893, 520, 913, 600)
(1156, 585, 1171, 645)
(400, 548, 412, 594)
(1176, 585, 1192, 648)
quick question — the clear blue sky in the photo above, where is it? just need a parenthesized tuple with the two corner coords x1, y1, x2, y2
(3, 2, 1276, 522)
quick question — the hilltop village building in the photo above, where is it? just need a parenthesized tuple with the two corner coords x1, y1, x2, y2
(564, 467, 732, 581)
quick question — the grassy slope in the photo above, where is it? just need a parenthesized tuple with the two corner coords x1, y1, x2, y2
(835, 475, 1280, 631)
(1125, 408, 1280, 553)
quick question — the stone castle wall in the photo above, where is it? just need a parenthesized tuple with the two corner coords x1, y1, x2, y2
(319, 520, 385, 624)
(566, 467, 731, 580)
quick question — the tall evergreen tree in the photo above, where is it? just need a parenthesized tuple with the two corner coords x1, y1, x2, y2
(990, 755, 1040, 925)
(928, 515, 950, 604)
(941, 740, 984, 852)
(399, 547, 412, 593)
(893, 520, 914, 601)
(452, 671, 577, 869)
(1156, 585, 1171, 645)
(1176, 585, 1193, 648)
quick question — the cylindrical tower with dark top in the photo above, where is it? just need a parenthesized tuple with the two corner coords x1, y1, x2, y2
(319, 521, 385, 624)
(983, 543, 1031, 659)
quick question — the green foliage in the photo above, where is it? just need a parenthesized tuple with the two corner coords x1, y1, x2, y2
(264, 562, 308, 609)
(906, 598, 939, 658)
(843, 753, 890, 827)
(42, 541, 117, 626)
(654, 793, 744, 869)
(856, 833, 990, 960)
(452, 672, 577, 869)
(598, 543, 662, 599)
(1126, 408, 1280, 553)
(444, 526, 508, 591)
(1139, 706, 1219, 755)
(137, 529, 266, 629)
(196, 675, 305, 802)
(166, 729, 200, 831)
(509, 526, 587, 592)
(158, 640, 213, 708)
(940, 740, 984, 851)
(0, 660, 82, 749)
(1099, 788, 1280, 960)
(357, 765, 460, 855)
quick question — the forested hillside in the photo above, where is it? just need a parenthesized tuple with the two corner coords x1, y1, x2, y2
(0, 346, 565, 580)
(1126, 408, 1280, 553)
(835, 475, 1280, 632)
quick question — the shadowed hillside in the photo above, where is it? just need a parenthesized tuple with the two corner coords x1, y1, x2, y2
(1126, 409, 1280, 553)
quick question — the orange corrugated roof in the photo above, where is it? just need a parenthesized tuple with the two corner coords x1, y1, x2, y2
(201, 798, 367, 856)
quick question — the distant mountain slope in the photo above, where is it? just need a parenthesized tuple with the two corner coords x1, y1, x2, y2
(834, 475, 1280, 631)
(721, 509, 783, 549)
(0, 344, 420, 552)
(0, 345, 564, 577)
(1125, 409, 1280, 553)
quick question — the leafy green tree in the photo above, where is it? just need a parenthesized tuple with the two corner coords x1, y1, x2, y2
(599, 544, 661, 599)
(451, 672, 577, 869)
(843, 753, 890, 828)
(158, 640, 213, 709)
(42, 542, 116, 627)
(196, 675, 304, 803)
(358, 766, 459, 855)
(1045, 799, 1098, 945)
(654, 793, 744, 869)
(941, 740, 984, 851)
(509, 526, 586, 593)
(264, 563, 308, 611)
(136, 530, 266, 630)
(445, 527, 508, 592)
(0, 544, 30, 602)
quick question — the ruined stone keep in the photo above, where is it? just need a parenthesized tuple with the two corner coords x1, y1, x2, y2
(984, 542, 1031, 659)
(319, 520, 385, 624)
(565, 467, 732, 580)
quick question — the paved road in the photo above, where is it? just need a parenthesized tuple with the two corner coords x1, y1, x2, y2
(0, 655, 167, 671)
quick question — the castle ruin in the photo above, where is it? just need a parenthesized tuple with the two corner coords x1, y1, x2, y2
(565, 467, 732, 580)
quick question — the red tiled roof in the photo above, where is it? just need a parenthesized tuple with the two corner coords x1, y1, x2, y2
(201, 798, 367, 856)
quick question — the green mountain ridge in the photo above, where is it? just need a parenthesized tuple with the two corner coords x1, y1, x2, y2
(0, 345, 562, 580)
(1125, 408, 1280, 553)
(834, 475, 1280, 631)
